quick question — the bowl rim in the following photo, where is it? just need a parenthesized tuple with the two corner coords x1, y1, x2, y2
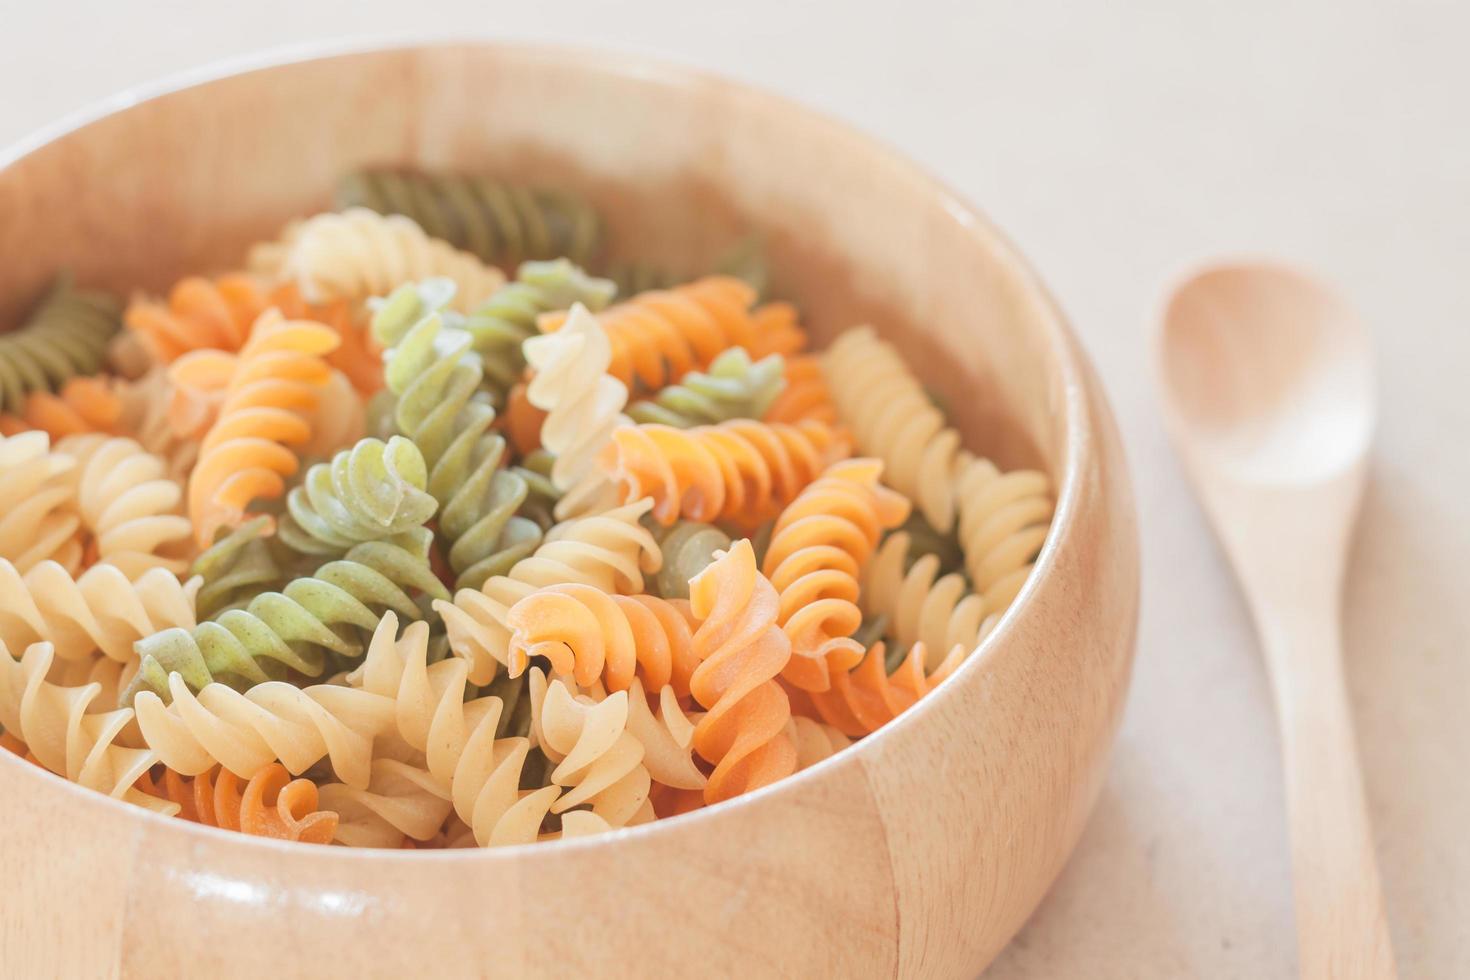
(0, 37, 1096, 860)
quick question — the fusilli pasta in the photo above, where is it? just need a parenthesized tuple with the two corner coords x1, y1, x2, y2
(372, 280, 544, 588)
(861, 530, 986, 671)
(336, 170, 603, 269)
(506, 584, 701, 695)
(686, 539, 795, 804)
(137, 764, 340, 844)
(954, 456, 1054, 615)
(822, 325, 966, 532)
(436, 499, 663, 686)
(463, 258, 615, 404)
(133, 670, 394, 789)
(180, 311, 340, 545)
(0, 275, 119, 414)
(601, 418, 850, 528)
(798, 641, 965, 738)
(0, 640, 168, 812)
(250, 208, 506, 313)
(55, 434, 194, 577)
(277, 435, 438, 559)
(538, 276, 806, 393)
(522, 302, 630, 518)
(628, 347, 786, 428)
(762, 459, 910, 692)
(0, 431, 82, 573)
(127, 538, 448, 701)
(0, 560, 198, 683)
(527, 667, 652, 827)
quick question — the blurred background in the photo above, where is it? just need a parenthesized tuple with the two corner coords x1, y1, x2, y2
(6, 2, 1466, 976)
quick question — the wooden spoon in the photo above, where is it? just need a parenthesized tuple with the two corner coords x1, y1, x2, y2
(1156, 260, 1396, 979)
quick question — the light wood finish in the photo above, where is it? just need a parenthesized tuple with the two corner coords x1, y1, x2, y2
(0, 44, 1138, 979)
(1157, 262, 1395, 979)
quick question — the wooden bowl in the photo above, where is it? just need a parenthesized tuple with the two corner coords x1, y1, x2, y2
(0, 42, 1139, 978)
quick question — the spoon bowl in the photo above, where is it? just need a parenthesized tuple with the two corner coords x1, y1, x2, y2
(1159, 261, 1375, 486)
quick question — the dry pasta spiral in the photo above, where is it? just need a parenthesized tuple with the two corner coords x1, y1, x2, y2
(601, 418, 850, 529)
(687, 539, 795, 804)
(624, 676, 705, 792)
(763, 353, 838, 425)
(522, 301, 631, 517)
(822, 325, 967, 532)
(0, 376, 122, 441)
(55, 434, 194, 577)
(123, 274, 264, 363)
(190, 517, 287, 619)
(0, 560, 198, 682)
(527, 667, 652, 827)
(249, 208, 506, 313)
(318, 758, 457, 847)
(784, 713, 851, 770)
(134, 660, 395, 788)
(277, 435, 438, 559)
(127, 539, 449, 701)
(462, 258, 615, 403)
(0, 640, 168, 813)
(538, 276, 806, 393)
(330, 615, 543, 847)
(647, 519, 731, 601)
(336, 170, 603, 269)
(137, 764, 340, 845)
(954, 455, 1055, 613)
(506, 584, 700, 696)
(0, 274, 119, 414)
(436, 499, 662, 686)
(627, 347, 786, 428)
(795, 641, 964, 738)
(762, 458, 910, 692)
(862, 530, 986, 671)
(0, 430, 82, 573)
(372, 281, 545, 588)
(181, 311, 340, 546)
(125, 274, 382, 397)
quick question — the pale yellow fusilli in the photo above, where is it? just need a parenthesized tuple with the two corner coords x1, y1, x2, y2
(822, 325, 966, 532)
(619, 676, 705, 793)
(0, 431, 82, 573)
(249, 208, 506, 313)
(522, 301, 630, 518)
(954, 456, 1054, 615)
(0, 640, 172, 813)
(55, 434, 194, 578)
(132, 671, 395, 791)
(334, 614, 571, 847)
(861, 530, 986, 670)
(0, 560, 199, 696)
(528, 667, 652, 827)
(786, 714, 852, 771)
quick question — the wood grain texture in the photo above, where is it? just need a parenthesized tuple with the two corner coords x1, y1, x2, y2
(0, 43, 1139, 979)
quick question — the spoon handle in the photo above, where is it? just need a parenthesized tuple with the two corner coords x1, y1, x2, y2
(1263, 609, 1396, 979)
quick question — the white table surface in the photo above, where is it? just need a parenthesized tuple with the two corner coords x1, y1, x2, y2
(6, 2, 1467, 976)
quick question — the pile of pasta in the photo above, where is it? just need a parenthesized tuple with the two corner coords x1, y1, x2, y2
(0, 170, 1054, 848)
